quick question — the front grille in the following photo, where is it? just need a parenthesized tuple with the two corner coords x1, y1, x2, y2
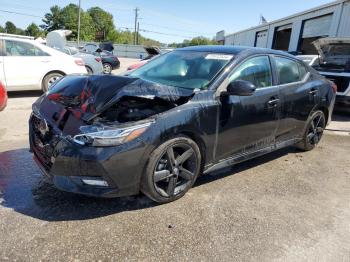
(30, 114, 56, 172)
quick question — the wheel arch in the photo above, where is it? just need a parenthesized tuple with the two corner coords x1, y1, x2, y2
(177, 131, 207, 174)
(85, 65, 93, 73)
(41, 70, 66, 89)
(317, 105, 329, 124)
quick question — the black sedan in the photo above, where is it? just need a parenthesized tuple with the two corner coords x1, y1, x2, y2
(29, 46, 336, 203)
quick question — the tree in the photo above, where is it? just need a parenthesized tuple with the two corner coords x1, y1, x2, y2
(88, 7, 115, 41)
(26, 23, 42, 38)
(0, 26, 5, 33)
(5, 21, 17, 34)
(60, 4, 95, 41)
(41, 5, 64, 31)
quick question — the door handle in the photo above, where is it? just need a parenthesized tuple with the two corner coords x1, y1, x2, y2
(41, 60, 50, 63)
(268, 98, 280, 106)
(309, 89, 318, 95)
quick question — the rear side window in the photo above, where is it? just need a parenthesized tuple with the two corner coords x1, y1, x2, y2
(275, 57, 307, 84)
(5, 40, 49, 56)
(229, 56, 272, 88)
(298, 63, 308, 79)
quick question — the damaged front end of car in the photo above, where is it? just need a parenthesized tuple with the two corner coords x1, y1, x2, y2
(29, 74, 194, 197)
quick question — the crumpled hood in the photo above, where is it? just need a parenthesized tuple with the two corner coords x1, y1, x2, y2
(38, 75, 194, 121)
(313, 38, 350, 66)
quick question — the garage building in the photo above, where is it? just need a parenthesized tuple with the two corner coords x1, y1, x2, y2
(216, 0, 350, 54)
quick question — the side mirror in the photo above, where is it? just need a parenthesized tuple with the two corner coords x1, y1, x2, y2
(226, 80, 256, 96)
(95, 48, 103, 53)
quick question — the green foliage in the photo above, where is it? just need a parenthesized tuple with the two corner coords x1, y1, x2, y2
(5, 21, 17, 34)
(87, 7, 115, 41)
(169, 36, 217, 48)
(60, 4, 95, 41)
(39, 3, 163, 44)
(1, 4, 214, 46)
(41, 5, 64, 31)
(25, 23, 43, 38)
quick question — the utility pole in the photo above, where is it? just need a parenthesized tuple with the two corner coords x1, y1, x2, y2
(134, 7, 139, 45)
(136, 22, 140, 45)
(77, 0, 81, 46)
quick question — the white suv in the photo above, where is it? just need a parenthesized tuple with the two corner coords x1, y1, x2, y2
(0, 34, 87, 92)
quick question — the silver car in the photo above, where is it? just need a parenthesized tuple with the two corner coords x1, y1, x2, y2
(46, 30, 103, 75)
(63, 46, 103, 74)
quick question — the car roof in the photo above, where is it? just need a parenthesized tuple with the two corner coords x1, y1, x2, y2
(0, 36, 34, 43)
(178, 45, 296, 58)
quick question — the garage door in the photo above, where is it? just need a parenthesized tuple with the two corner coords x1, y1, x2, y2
(255, 30, 268, 48)
(302, 14, 333, 38)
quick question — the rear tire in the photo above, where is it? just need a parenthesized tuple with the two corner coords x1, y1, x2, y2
(296, 110, 326, 151)
(42, 72, 63, 92)
(103, 63, 112, 74)
(141, 136, 201, 203)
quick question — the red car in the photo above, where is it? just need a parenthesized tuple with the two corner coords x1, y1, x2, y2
(0, 81, 8, 111)
(127, 47, 173, 71)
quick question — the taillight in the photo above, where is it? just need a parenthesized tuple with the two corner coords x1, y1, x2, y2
(331, 82, 337, 93)
(75, 59, 85, 66)
(95, 57, 101, 63)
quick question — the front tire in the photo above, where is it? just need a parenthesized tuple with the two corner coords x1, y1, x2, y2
(141, 136, 201, 203)
(42, 72, 63, 92)
(296, 110, 326, 151)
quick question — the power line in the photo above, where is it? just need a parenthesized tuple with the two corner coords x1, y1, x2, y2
(139, 29, 192, 39)
(0, 8, 201, 40)
(0, 9, 42, 18)
(141, 22, 215, 36)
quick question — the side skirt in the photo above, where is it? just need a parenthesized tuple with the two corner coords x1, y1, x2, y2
(203, 138, 299, 175)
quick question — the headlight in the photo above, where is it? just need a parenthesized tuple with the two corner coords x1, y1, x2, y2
(73, 122, 152, 147)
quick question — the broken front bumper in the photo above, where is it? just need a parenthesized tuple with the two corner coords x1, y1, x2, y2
(29, 114, 151, 198)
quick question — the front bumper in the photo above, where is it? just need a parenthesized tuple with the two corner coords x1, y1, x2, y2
(335, 95, 350, 113)
(29, 114, 151, 198)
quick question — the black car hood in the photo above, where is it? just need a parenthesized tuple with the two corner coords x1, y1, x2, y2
(41, 75, 194, 121)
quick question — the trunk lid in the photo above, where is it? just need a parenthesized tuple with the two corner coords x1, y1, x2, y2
(313, 38, 350, 68)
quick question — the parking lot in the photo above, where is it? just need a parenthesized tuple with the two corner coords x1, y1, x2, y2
(0, 58, 349, 261)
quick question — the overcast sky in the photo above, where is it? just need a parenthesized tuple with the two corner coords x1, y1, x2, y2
(0, 0, 334, 43)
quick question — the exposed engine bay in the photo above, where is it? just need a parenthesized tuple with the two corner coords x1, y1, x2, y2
(96, 96, 178, 123)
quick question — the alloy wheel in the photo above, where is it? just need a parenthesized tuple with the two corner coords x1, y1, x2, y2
(307, 113, 325, 145)
(47, 75, 61, 88)
(103, 63, 112, 74)
(153, 143, 198, 197)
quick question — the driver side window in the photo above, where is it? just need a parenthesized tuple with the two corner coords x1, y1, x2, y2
(229, 56, 272, 88)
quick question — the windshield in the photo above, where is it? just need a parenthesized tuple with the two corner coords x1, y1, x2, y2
(129, 50, 233, 89)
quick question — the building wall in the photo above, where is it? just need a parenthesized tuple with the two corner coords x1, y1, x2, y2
(337, 1, 350, 37)
(223, 0, 350, 52)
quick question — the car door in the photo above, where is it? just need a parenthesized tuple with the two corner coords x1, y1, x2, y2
(272, 56, 320, 143)
(215, 55, 281, 160)
(3, 39, 51, 91)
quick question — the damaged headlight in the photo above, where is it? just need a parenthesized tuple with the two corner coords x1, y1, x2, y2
(73, 121, 153, 147)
